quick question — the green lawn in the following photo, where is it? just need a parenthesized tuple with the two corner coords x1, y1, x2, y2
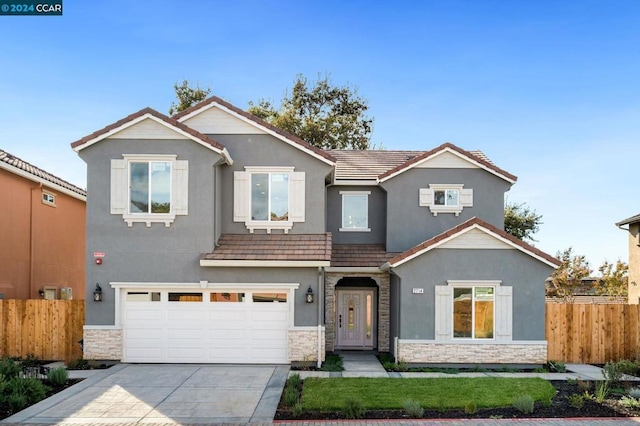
(300, 377, 556, 410)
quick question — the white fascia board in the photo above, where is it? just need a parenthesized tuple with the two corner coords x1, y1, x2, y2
(185, 102, 335, 167)
(332, 180, 380, 186)
(199, 260, 331, 268)
(111, 281, 301, 290)
(72, 114, 233, 165)
(325, 267, 383, 273)
(389, 224, 558, 269)
(0, 161, 86, 202)
(379, 147, 516, 184)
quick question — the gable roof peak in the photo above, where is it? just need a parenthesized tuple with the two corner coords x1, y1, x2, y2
(378, 142, 517, 184)
(385, 216, 560, 269)
(173, 95, 336, 165)
(70, 106, 232, 164)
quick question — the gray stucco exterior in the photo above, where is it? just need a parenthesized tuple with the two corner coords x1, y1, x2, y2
(326, 185, 386, 244)
(390, 248, 554, 341)
(212, 134, 333, 235)
(381, 168, 511, 252)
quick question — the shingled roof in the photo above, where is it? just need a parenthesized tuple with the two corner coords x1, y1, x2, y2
(0, 149, 86, 198)
(385, 217, 560, 269)
(616, 213, 640, 227)
(327, 145, 498, 181)
(330, 244, 400, 267)
(201, 233, 332, 265)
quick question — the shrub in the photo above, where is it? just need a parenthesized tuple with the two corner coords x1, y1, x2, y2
(20, 353, 41, 368)
(629, 387, 640, 399)
(287, 373, 301, 389)
(403, 399, 424, 418)
(0, 358, 21, 379)
(342, 397, 365, 419)
(567, 393, 585, 409)
(594, 380, 610, 402)
(620, 395, 640, 408)
(603, 361, 623, 383)
(463, 401, 477, 414)
(66, 358, 90, 370)
(320, 354, 344, 371)
(616, 359, 638, 376)
(284, 386, 298, 407)
(47, 367, 68, 387)
(512, 395, 535, 414)
(547, 360, 566, 373)
(4, 377, 49, 408)
(6, 392, 29, 411)
(292, 402, 304, 417)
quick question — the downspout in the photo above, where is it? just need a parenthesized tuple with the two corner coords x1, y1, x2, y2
(317, 267, 324, 368)
(29, 183, 43, 298)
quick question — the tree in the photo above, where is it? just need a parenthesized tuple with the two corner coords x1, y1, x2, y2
(248, 74, 374, 150)
(169, 80, 211, 116)
(504, 202, 542, 242)
(547, 247, 592, 299)
(593, 260, 628, 297)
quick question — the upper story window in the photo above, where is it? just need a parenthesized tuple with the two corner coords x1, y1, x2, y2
(130, 161, 171, 214)
(42, 191, 56, 207)
(419, 184, 473, 216)
(234, 167, 305, 233)
(111, 154, 189, 227)
(340, 191, 370, 232)
(251, 173, 289, 221)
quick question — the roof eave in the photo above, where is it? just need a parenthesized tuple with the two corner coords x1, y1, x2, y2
(0, 160, 86, 201)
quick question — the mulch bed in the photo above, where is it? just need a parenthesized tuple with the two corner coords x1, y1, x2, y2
(275, 380, 640, 420)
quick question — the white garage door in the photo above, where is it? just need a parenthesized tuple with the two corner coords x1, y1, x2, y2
(122, 289, 290, 363)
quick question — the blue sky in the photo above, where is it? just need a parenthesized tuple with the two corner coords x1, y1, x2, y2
(1, 1, 638, 270)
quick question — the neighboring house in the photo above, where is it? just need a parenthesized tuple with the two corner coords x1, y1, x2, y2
(0, 150, 86, 300)
(616, 213, 640, 304)
(71, 97, 560, 365)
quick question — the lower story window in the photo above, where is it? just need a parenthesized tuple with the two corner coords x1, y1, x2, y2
(453, 287, 494, 339)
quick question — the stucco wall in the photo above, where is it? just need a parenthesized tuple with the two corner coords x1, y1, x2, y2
(0, 168, 85, 300)
(380, 168, 511, 252)
(391, 248, 554, 341)
(211, 134, 333, 235)
(79, 138, 222, 325)
(326, 185, 386, 244)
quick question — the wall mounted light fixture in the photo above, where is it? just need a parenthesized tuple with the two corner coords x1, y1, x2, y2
(93, 283, 103, 302)
(306, 286, 314, 303)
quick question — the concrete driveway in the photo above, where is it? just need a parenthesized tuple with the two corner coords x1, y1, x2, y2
(1, 364, 288, 424)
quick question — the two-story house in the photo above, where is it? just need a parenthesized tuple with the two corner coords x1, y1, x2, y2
(616, 213, 640, 304)
(0, 149, 86, 300)
(72, 96, 560, 365)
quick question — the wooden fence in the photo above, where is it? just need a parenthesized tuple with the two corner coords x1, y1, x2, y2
(0, 299, 84, 362)
(546, 303, 640, 364)
(0, 299, 638, 364)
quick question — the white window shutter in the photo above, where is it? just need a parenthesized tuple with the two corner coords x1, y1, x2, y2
(495, 286, 513, 341)
(110, 159, 127, 214)
(419, 188, 433, 207)
(290, 171, 305, 222)
(172, 160, 188, 215)
(461, 188, 473, 207)
(233, 171, 250, 222)
(434, 285, 453, 340)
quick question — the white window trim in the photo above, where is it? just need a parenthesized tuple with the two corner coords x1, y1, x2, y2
(419, 184, 473, 216)
(42, 190, 56, 207)
(449, 281, 498, 341)
(339, 191, 371, 232)
(435, 280, 511, 343)
(235, 166, 305, 234)
(111, 154, 188, 228)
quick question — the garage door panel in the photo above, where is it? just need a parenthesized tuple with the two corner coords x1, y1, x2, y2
(123, 288, 290, 363)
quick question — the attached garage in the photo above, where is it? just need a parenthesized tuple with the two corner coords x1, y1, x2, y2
(118, 285, 294, 363)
